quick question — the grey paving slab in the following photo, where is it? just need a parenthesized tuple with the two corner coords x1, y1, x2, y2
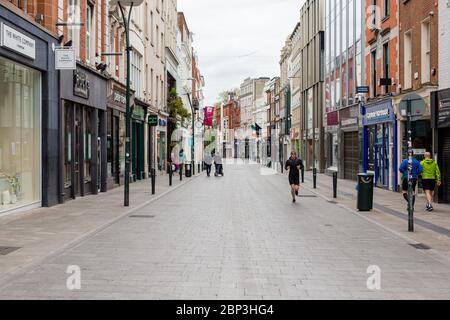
(0, 164, 450, 300)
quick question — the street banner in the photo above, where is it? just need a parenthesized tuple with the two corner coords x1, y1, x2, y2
(203, 106, 215, 127)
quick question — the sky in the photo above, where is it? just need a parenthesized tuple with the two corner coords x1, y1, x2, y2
(178, 0, 304, 106)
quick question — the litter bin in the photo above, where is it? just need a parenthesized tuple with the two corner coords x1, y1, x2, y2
(357, 173, 374, 211)
(185, 164, 192, 178)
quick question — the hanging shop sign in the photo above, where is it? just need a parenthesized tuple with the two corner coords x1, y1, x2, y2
(148, 114, 158, 126)
(399, 93, 427, 122)
(55, 48, 76, 70)
(0, 23, 36, 60)
(73, 69, 90, 99)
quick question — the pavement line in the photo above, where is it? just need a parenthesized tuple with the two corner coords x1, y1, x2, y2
(0, 172, 205, 290)
(299, 178, 450, 267)
(304, 178, 450, 238)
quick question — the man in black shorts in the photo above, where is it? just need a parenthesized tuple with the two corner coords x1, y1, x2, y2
(285, 151, 304, 203)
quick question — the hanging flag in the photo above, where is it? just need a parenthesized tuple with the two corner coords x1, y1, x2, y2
(203, 106, 215, 127)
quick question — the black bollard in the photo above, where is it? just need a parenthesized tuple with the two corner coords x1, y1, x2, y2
(198, 163, 200, 174)
(313, 168, 317, 189)
(301, 167, 305, 183)
(169, 164, 173, 186)
(333, 172, 337, 198)
(180, 166, 183, 181)
(151, 169, 156, 195)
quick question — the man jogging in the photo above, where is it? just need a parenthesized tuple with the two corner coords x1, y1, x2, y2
(420, 152, 441, 212)
(399, 151, 423, 211)
(285, 151, 304, 203)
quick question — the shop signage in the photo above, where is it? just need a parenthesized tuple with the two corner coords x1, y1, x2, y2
(327, 111, 339, 126)
(73, 69, 90, 99)
(356, 86, 369, 94)
(363, 100, 395, 126)
(0, 23, 36, 59)
(148, 114, 158, 126)
(341, 118, 358, 127)
(113, 91, 126, 105)
(438, 98, 450, 128)
(55, 48, 76, 70)
(132, 105, 145, 121)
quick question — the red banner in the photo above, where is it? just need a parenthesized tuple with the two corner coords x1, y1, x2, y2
(203, 106, 215, 127)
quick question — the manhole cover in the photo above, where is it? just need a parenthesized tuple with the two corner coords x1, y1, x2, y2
(409, 243, 431, 250)
(0, 246, 21, 255)
(129, 215, 155, 219)
(327, 200, 337, 204)
(324, 224, 333, 227)
(298, 195, 318, 198)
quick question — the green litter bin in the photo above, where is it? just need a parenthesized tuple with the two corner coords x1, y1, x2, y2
(357, 173, 374, 211)
(185, 164, 192, 178)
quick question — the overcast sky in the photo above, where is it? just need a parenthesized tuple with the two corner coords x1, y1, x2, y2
(178, 0, 304, 106)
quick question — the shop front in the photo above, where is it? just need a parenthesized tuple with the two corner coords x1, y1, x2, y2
(325, 110, 339, 174)
(106, 80, 131, 189)
(338, 104, 360, 181)
(431, 88, 450, 203)
(156, 112, 168, 173)
(131, 101, 147, 180)
(61, 65, 107, 201)
(362, 99, 398, 191)
(1, 8, 59, 213)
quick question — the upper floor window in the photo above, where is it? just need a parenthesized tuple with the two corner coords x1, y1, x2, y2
(421, 19, 431, 84)
(86, 4, 93, 63)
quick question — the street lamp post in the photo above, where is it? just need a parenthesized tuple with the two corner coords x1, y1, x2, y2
(111, 0, 143, 207)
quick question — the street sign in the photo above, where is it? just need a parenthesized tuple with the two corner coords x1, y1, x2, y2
(148, 114, 158, 126)
(399, 93, 426, 121)
(55, 48, 76, 70)
(356, 86, 369, 94)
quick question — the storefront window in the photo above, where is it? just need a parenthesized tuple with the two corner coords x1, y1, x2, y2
(0, 57, 41, 212)
(107, 110, 113, 178)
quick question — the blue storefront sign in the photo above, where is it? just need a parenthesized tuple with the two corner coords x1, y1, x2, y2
(362, 99, 395, 126)
(362, 99, 398, 192)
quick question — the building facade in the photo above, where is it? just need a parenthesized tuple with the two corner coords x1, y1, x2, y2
(289, 22, 302, 157)
(0, 0, 59, 214)
(280, 37, 292, 166)
(324, 0, 365, 181)
(362, 0, 400, 191)
(299, 0, 326, 172)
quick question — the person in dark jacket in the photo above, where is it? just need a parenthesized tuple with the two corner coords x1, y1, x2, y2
(399, 151, 423, 210)
(285, 151, 304, 203)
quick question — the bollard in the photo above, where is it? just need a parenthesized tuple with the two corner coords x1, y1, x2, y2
(301, 167, 305, 183)
(180, 166, 183, 181)
(151, 169, 156, 195)
(198, 163, 200, 174)
(169, 164, 173, 186)
(313, 168, 317, 189)
(333, 172, 337, 198)
(193, 162, 195, 176)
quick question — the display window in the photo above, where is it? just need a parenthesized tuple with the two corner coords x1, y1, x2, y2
(0, 57, 41, 212)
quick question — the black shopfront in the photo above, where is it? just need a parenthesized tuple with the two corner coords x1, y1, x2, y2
(60, 65, 108, 201)
(431, 88, 450, 204)
(106, 80, 132, 189)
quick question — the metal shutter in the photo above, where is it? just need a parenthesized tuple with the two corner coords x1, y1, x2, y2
(344, 131, 359, 181)
(441, 129, 450, 203)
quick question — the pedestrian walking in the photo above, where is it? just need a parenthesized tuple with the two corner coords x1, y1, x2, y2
(285, 151, 304, 203)
(214, 153, 224, 176)
(399, 150, 423, 210)
(204, 152, 213, 177)
(178, 149, 186, 172)
(420, 152, 441, 212)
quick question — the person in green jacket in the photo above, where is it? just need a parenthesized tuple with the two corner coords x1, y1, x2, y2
(420, 152, 441, 212)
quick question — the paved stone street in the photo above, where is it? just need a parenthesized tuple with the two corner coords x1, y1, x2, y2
(1, 163, 450, 300)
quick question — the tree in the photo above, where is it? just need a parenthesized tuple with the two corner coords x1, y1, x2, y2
(167, 88, 191, 166)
